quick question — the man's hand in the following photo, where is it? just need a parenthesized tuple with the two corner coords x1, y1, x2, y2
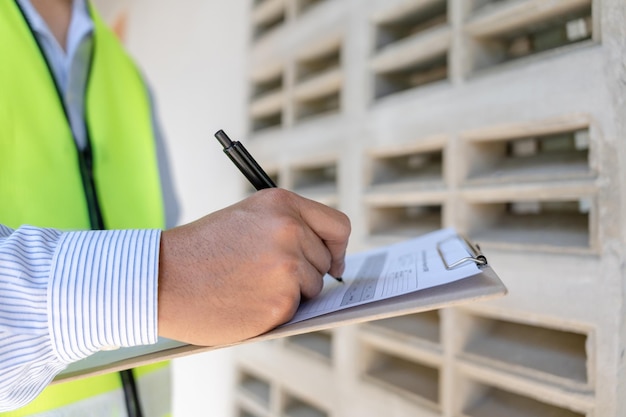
(157, 188, 351, 346)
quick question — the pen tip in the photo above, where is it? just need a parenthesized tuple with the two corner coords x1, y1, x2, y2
(336, 276, 344, 283)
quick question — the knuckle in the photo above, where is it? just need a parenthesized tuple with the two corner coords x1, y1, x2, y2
(274, 216, 304, 242)
(267, 291, 298, 324)
(259, 187, 293, 205)
(337, 212, 352, 237)
(276, 257, 300, 279)
(262, 259, 301, 325)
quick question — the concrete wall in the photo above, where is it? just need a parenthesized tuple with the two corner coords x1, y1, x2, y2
(233, 1, 626, 417)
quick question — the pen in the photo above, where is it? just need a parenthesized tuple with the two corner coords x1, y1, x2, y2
(215, 129, 276, 190)
(214, 129, 343, 283)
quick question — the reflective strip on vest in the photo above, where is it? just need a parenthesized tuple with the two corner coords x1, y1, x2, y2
(0, 364, 172, 417)
(0, 1, 170, 415)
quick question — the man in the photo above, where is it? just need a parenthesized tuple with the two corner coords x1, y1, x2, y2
(1, 0, 179, 414)
(0, 0, 351, 415)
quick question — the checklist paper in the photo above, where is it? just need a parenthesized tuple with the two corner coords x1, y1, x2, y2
(288, 228, 482, 324)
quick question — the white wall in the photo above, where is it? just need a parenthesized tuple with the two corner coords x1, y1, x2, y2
(120, 1, 251, 416)
(124, 1, 250, 225)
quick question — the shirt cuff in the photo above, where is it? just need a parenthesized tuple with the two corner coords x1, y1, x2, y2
(48, 229, 161, 363)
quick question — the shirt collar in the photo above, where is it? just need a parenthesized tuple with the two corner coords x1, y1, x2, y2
(17, 0, 94, 60)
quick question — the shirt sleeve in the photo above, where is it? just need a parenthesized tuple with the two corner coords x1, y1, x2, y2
(0, 224, 161, 411)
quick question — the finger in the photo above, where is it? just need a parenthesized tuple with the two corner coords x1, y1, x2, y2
(298, 222, 333, 276)
(294, 196, 351, 277)
(297, 258, 325, 299)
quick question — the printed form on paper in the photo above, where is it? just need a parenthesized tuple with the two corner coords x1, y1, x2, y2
(288, 228, 482, 324)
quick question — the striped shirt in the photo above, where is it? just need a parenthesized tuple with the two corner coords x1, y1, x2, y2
(0, 225, 160, 411)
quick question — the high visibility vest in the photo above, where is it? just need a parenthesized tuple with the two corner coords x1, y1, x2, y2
(0, 1, 170, 415)
(0, 0, 165, 229)
(1, 363, 172, 417)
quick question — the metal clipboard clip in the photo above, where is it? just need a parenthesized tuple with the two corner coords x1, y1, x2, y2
(436, 234, 488, 270)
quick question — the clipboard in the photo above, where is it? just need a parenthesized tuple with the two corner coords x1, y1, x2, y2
(55, 231, 506, 383)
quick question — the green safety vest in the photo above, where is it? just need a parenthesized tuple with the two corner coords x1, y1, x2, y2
(0, 0, 164, 230)
(0, 1, 170, 415)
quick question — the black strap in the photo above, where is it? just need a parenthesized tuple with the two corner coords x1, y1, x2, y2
(120, 369, 144, 417)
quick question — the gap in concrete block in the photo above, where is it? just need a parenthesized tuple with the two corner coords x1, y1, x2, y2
(375, 0, 448, 50)
(253, 1, 287, 40)
(295, 91, 341, 121)
(296, 0, 326, 17)
(291, 161, 338, 193)
(252, 112, 283, 132)
(374, 53, 448, 100)
(237, 410, 262, 417)
(469, 4, 592, 72)
(468, 0, 509, 16)
(370, 148, 443, 187)
(239, 370, 272, 408)
(463, 315, 588, 384)
(286, 331, 333, 362)
(468, 199, 590, 250)
(465, 129, 591, 183)
(363, 347, 440, 406)
(366, 310, 441, 345)
(368, 204, 442, 238)
(462, 383, 585, 417)
(296, 45, 341, 84)
(283, 393, 328, 417)
(252, 72, 284, 100)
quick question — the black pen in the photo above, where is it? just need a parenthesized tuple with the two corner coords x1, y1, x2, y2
(214, 129, 343, 283)
(215, 129, 276, 190)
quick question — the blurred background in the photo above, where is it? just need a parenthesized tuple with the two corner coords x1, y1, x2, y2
(94, 0, 626, 416)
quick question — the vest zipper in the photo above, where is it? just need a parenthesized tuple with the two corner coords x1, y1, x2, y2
(79, 38, 106, 230)
(77, 145, 105, 230)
